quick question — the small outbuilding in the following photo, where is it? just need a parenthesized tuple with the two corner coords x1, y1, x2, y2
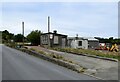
(68, 37, 99, 49)
(40, 30, 67, 48)
(68, 37, 88, 49)
(85, 37, 99, 49)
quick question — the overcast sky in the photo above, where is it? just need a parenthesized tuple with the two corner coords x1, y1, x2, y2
(1, 1, 118, 38)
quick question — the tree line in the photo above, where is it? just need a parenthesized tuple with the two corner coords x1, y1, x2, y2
(1, 30, 120, 45)
(95, 37, 120, 44)
(1, 30, 41, 45)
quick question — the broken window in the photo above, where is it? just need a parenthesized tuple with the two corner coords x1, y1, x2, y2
(78, 41, 82, 46)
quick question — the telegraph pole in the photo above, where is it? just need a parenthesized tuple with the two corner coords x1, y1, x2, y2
(22, 22, 24, 46)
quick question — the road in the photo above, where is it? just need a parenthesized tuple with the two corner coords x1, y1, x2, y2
(2, 45, 96, 80)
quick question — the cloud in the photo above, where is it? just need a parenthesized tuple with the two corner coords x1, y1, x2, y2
(1, 2, 118, 38)
(1, 0, 119, 2)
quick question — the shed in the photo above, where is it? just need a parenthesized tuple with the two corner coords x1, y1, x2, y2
(83, 37, 99, 49)
(41, 31, 67, 48)
(68, 37, 99, 49)
(68, 37, 88, 49)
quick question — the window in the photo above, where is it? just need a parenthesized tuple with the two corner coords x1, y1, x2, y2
(78, 41, 82, 46)
(54, 36, 58, 44)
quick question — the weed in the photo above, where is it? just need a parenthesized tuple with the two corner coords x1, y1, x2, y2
(30, 48, 36, 51)
(52, 47, 119, 60)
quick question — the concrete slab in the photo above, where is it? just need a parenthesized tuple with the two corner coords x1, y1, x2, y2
(28, 46, 118, 80)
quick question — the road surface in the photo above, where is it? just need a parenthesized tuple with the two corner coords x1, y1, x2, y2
(2, 45, 96, 80)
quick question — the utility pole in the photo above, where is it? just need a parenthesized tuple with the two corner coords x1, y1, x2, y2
(22, 22, 24, 46)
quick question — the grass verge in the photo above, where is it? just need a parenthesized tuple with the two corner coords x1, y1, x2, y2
(51, 47, 120, 60)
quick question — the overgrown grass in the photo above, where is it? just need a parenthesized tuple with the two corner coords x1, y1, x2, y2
(29, 48, 64, 60)
(30, 48, 36, 51)
(52, 47, 120, 60)
(5, 43, 17, 48)
(29, 48, 76, 64)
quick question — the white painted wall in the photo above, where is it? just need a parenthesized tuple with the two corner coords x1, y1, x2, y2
(70, 40, 88, 49)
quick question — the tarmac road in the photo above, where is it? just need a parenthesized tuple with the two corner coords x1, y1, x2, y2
(2, 45, 96, 80)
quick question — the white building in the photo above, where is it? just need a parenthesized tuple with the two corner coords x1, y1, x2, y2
(68, 37, 99, 49)
(68, 37, 88, 49)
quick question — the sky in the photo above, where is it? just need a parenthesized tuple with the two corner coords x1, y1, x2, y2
(0, 1, 119, 38)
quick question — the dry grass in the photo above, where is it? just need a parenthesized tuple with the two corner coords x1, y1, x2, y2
(52, 47, 119, 60)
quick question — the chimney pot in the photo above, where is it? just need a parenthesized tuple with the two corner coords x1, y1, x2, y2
(53, 30, 57, 34)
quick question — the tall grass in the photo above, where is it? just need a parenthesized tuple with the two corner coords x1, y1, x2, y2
(52, 47, 119, 60)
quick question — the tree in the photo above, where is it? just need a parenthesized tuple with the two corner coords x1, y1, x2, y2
(2, 30, 14, 43)
(6, 33, 14, 40)
(109, 37, 114, 43)
(95, 37, 120, 45)
(27, 30, 41, 45)
(14, 34, 23, 42)
(2, 30, 9, 40)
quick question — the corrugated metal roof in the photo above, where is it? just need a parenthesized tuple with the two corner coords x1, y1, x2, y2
(83, 37, 99, 41)
(68, 37, 99, 41)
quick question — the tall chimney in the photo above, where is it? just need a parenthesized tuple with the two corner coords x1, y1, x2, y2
(22, 22, 24, 45)
(48, 16, 50, 33)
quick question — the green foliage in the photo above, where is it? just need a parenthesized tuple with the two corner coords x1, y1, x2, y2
(27, 30, 41, 46)
(5, 42, 17, 48)
(13, 34, 23, 42)
(95, 37, 120, 44)
(0, 31, 2, 44)
(2, 30, 14, 43)
(2, 30, 9, 40)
